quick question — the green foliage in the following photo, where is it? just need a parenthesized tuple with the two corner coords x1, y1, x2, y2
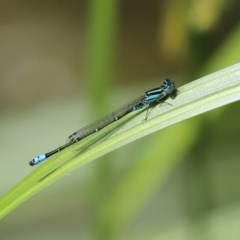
(0, 64, 239, 224)
(1, 1, 240, 239)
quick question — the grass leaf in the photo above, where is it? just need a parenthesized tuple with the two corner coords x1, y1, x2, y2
(0, 63, 239, 219)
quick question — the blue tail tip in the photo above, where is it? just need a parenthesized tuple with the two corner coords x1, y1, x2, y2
(29, 154, 46, 166)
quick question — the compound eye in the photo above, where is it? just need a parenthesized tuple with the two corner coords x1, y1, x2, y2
(163, 79, 169, 86)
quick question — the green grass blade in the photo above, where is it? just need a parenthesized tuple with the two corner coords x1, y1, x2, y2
(0, 63, 239, 219)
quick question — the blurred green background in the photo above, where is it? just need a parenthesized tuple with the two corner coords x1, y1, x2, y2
(0, 0, 240, 239)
